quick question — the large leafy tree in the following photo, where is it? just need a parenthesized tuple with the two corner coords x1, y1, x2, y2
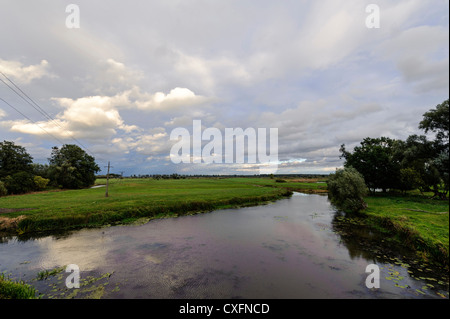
(49, 144, 99, 189)
(413, 99, 449, 198)
(0, 140, 33, 179)
(419, 99, 449, 149)
(0, 141, 35, 194)
(401, 134, 442, 195)
(338, 99, 448, 198)
(340, 137, 404, 193)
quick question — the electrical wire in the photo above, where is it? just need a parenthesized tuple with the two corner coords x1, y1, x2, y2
(0, 97, 65, 145)
(0, 71, 94, 156)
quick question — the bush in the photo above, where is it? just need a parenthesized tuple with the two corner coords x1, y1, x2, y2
(34, 175, 50, 191)
(0, 181, 7, 197)
(0, 273, 37, 299)
(327, 167, 368, 213)
(3, 172, 35, 194)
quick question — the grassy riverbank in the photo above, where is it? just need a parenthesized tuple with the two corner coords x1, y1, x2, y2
(363, 194, 449, 266)
(0, 177, 300, 235)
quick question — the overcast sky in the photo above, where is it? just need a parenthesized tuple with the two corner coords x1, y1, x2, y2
(0, 0, 448, 176)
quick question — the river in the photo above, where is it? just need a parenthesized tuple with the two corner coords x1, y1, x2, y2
(0, 192, 448, 299)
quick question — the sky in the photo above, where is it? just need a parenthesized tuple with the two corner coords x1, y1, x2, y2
(0, 0, 448, 176)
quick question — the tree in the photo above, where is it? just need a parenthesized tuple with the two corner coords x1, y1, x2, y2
(419, 99, 449, 149)
(32, 163, 51, 180)
(327, 167, 368, 213)
(398, 168, 422, 194)
(0, 181, 7, 197)
(0, 141, 35, 194)
(431, 150, 449, 197)
(0, 141, 33, 179)
(340, 137, 403, 193)
(3, 171, 35, 194)
(401, 135, 440, 195)
(49, 144, 99, 189)
(401, 100, 449, 199)
(419, 99, 449, 198)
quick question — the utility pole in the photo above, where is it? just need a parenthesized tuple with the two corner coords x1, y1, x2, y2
(105, 161, 112, 197)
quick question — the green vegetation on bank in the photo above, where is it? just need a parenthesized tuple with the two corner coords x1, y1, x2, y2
(0, 177, 295, 235)
(363, 194, 449, 266)
(331, 99, 449, 266)
(0, 273, 37, 299)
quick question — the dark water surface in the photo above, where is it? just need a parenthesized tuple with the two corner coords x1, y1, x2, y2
(0, 193, 448, 299)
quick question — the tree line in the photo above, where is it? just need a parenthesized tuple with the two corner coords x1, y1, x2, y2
(329, 99, 449, 212)
(0, 143, 99, 196)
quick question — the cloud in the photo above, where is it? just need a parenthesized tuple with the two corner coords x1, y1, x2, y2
(397, 56, 449, 93)
(0, 58, 54, 84)
(134, 87, 211, 111)
(8, 91, 137, 142)
(102, 128, 171, 158)
(174, 52, 252, 92)
(81, 58, 145, 94)
(378, 25, 449, 93)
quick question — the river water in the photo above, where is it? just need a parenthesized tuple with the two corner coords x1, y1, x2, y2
(0, 192, 448, 299)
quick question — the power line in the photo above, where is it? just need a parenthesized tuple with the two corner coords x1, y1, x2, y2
(0, 75, 55, 123)
(1, 95, 108, 167)
(0, 97, 66, 145)
(0, 71, 93, 156)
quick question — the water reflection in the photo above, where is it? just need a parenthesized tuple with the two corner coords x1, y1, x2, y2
(0, 193, 448, 299)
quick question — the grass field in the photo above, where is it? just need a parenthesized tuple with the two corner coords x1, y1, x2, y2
(221, 176, 328, 193)
(0, 177, 300, 234)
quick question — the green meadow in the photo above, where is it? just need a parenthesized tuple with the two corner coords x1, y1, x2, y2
(0, 177, 295, 234)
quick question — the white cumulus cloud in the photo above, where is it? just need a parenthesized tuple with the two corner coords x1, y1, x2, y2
(0, 58, 54, 84)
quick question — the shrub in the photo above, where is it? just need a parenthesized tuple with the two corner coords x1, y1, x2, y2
(34, 175, 50, 191)
(0, 273, 37, 299)
(327, 167, 368, 213)
(0, 181, 7, 197)
(3, 172, 35, 194)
